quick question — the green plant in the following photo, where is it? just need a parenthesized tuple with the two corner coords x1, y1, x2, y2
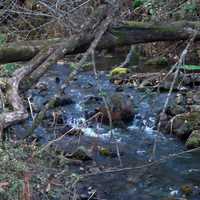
(132, 0, 145, 9)
(0, 34, 6, 47)
(1, 63, 20, 76)
(132, 0, 158, 16)
(184, 1, 197, 13)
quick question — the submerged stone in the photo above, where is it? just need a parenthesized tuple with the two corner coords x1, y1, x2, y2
(180, 184, 193, 195)
(84, 95, 103, 105)
(35, 81, 48, 95)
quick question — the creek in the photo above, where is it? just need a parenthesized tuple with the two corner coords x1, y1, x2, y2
(12, 56, 200, 200)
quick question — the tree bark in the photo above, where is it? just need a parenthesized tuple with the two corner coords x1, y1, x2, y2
(0, 20, 200, 64)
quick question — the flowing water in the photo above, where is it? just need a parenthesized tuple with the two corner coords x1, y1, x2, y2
(14, 60, 200, 200)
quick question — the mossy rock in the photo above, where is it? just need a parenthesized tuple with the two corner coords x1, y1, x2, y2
(180, 184, 193, 195)
(186, 130, 200, 149)
(99, 147, 110, 157)
(110, 67, 129, 77)
(172, 112, 200, 139)
(144, 56, 168, 66)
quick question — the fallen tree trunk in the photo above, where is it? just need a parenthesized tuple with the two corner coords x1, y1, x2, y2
(1, 20, 200, 63)
(0, 38, 66, 63)
(0, 3, 114, 136)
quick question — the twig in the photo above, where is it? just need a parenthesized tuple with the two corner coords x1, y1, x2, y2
(27, 96, 35, 121)
(88, 191, 96, 200)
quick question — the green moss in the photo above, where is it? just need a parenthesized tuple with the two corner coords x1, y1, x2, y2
(0, 63, 21, 77)
(144, 57, 168, 66)
(176, 112, 200, 128)
(110, 67, 129, 76)
(82, 62, 92, 70)
(99, 147, 110, 157)
(122, 21, 179, 33)
(0, 142, 28, 200)
(111, 21, 181, 46)
(0, 34, 6, 47)
(186, 130, 200, 149)
(69, 62, 77, 70)
(122, 21, 154, 29)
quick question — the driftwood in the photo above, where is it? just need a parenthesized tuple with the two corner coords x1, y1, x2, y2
(0, 21, 200, 63)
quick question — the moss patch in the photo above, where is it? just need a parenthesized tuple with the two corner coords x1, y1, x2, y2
(0, 63, 21, 77)
(110, 67, 129, 77)
(144, 56, 168, 66)
(186, 130, 200, 149)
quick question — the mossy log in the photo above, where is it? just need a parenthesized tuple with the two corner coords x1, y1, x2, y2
(1, 20, 200, 64)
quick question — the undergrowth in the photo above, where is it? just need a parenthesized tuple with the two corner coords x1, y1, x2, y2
(0, 141, 78, 200)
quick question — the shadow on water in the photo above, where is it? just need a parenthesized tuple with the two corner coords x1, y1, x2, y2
(12, 56, 200, 200)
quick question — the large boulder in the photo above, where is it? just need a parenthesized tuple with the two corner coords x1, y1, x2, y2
(100, 93, 134, 125)
(172, 112, 200, 139)
(186, 130, 200, 149)
(87, 93, 135, 126)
